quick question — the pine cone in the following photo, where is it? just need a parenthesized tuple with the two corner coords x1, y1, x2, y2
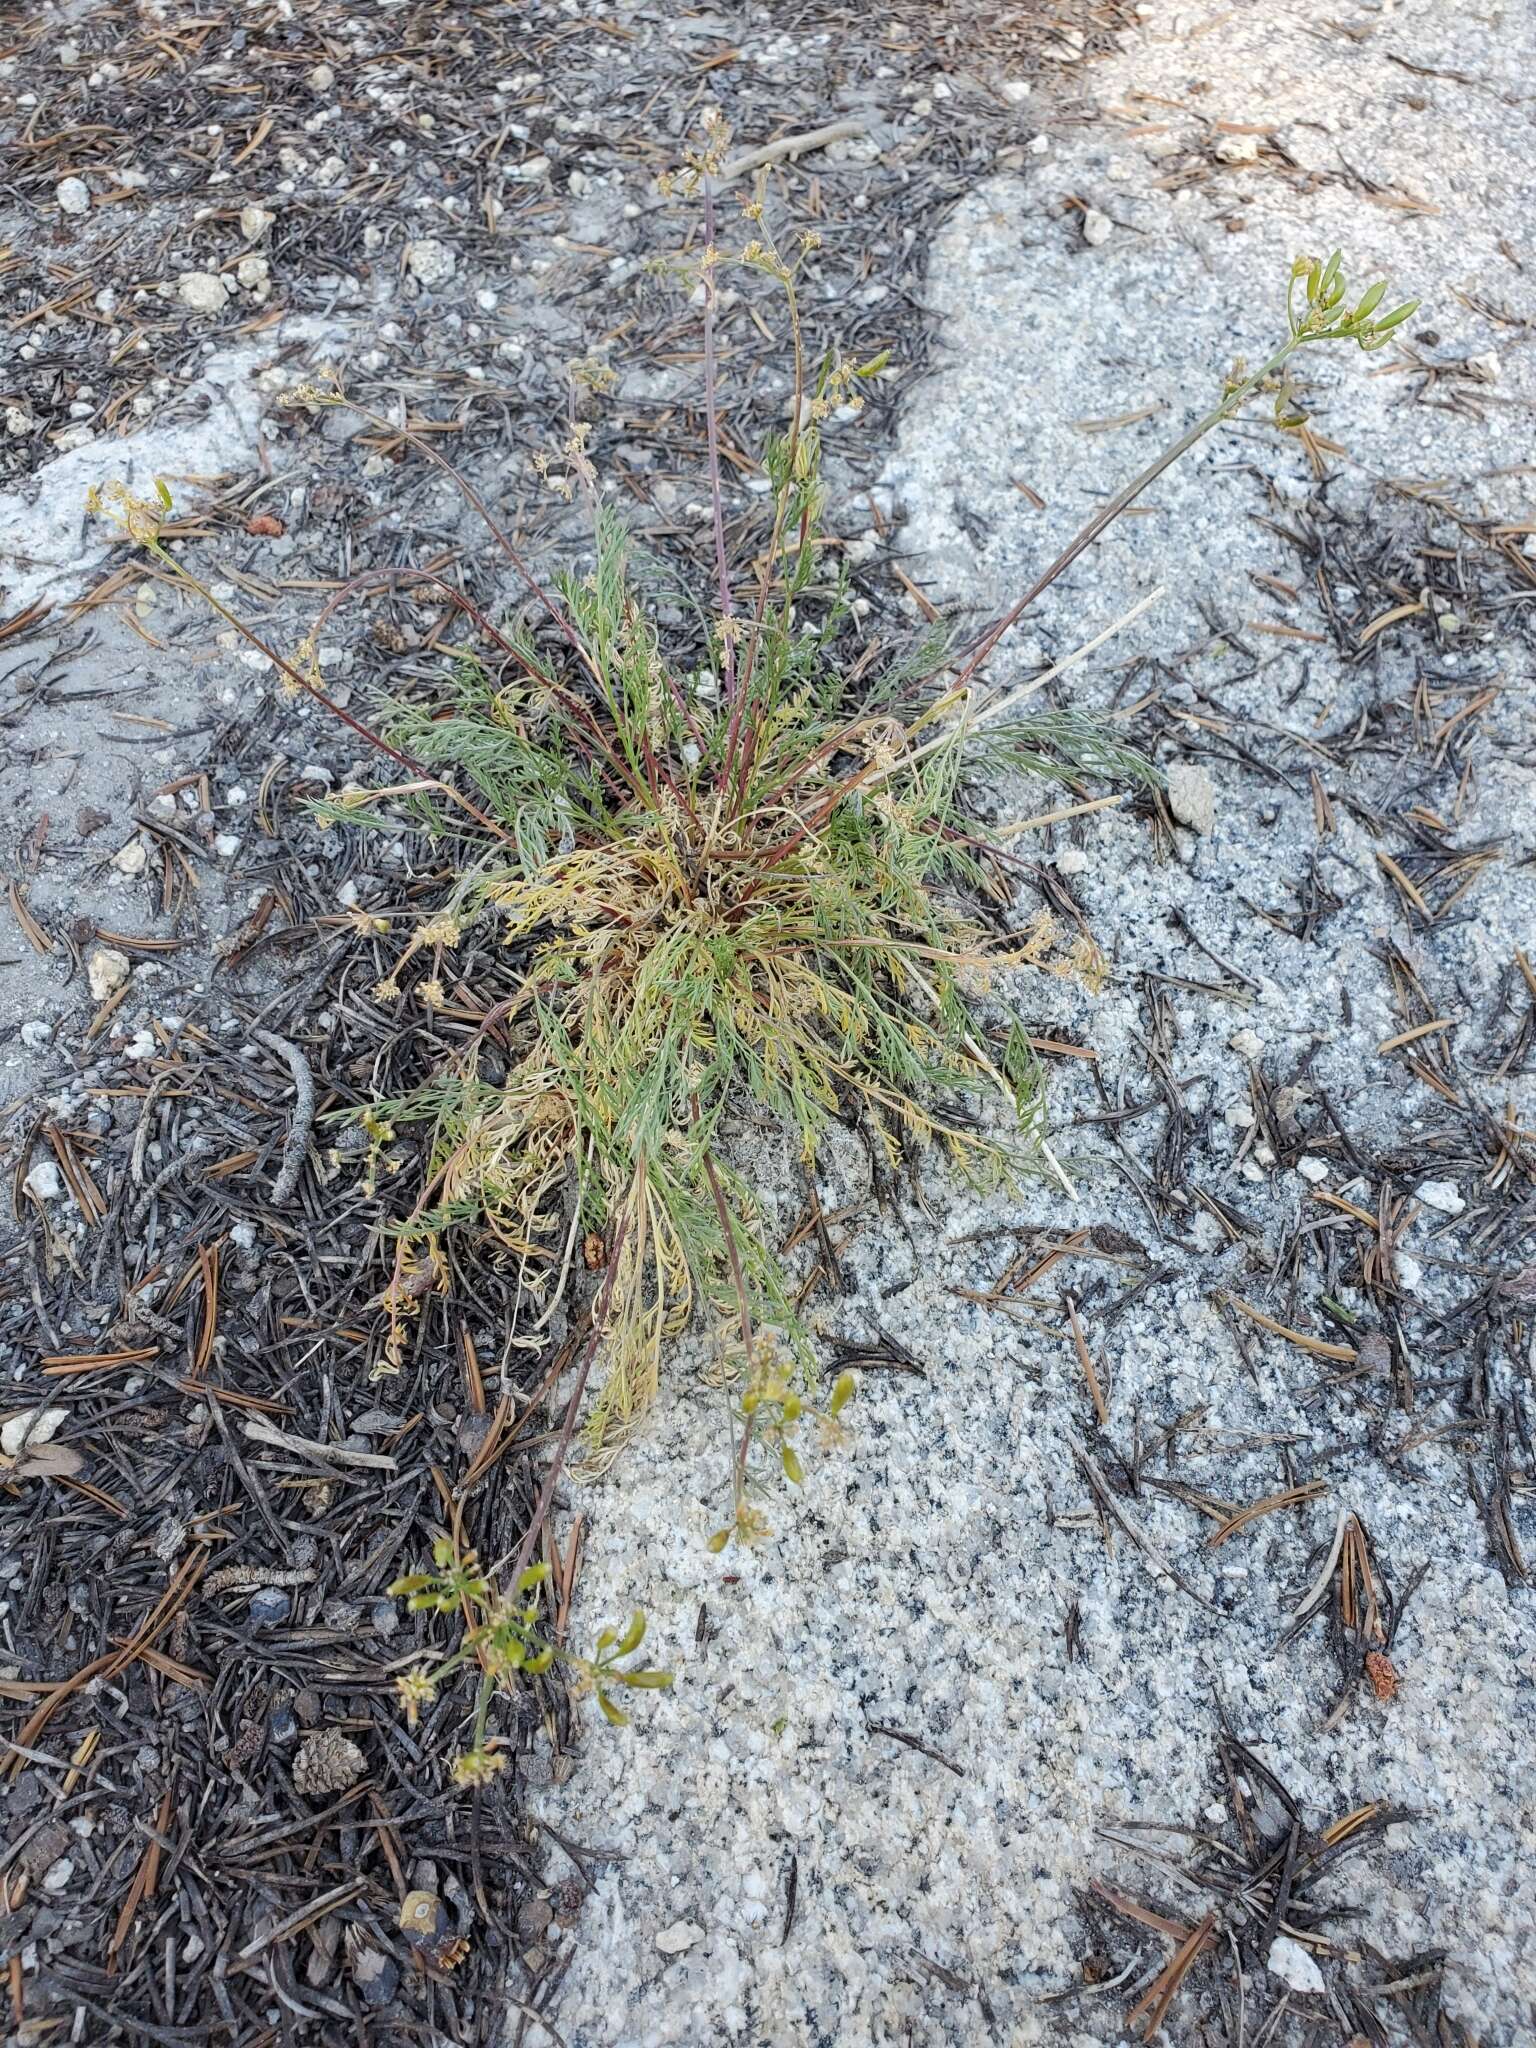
(292, 1729, 367, 1798)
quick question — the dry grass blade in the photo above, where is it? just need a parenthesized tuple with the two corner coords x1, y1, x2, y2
(1206, 1479, 1328, 1548)
(1125, 1911, 1217, 2038)
(1223, 1292, 1359, 1361)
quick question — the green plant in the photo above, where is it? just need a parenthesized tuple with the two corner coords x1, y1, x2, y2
(88, 124, 1414, 1561)
(389, 1543, 672, 1769)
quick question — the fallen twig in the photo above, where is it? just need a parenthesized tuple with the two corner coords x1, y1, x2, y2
(254, 1028, 316, 1206)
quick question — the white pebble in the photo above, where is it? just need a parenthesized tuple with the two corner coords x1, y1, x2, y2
(21, 1163, 64, 1204)
(2, 1406, 68, 1457)
(1081, 208, 1112, 247)
(405, 238, 456, 285)
(176, 271, 231, 314)
(87, 945, 131, 1001)
(1268, 1935, 1325, 1997)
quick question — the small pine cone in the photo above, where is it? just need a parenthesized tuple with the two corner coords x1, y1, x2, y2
(293, 1729, 367, 1798)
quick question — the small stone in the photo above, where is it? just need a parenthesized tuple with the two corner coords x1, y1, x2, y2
(1466, 350, 1499, 383)
(509, 153, 552, 183)
(293, 1729, 367, 1798)
(2, 1407, 68, 1458)
(88, 946, 131, 1000)
(112, 838, 148, 876)
(1415, 1179, 1464, 1217)
(176, 270, 231, 314)
(214, 833, 240, 858)
(42, 1858, 75, 1894)
(236, 253, 269, 292)
(56, 176, 91, 217)
(1081, 208, 1112, 247)
(517, 1895, 553, 1943)
(1228, 1028, 1264, 1060)
(1055, 847, 1089, 876)
(655, 1921, 704, 1955)
(1214, 132, 1261, 164)
(20, 1021, 50, 1050)
(1027, 133, 1050, 155)
(1267, 1934, 1325, 1997)
(1395, 1252, 1424, 1292)
(1000, 80, 1031, 104)
(1166, 760, 1217, 834)
(1296, 1156, 1329, 1184)
(239, 203, 275, 242)
(249, 1588, 292, 1627)
(23, 1160, 64, 1203)
(405, 238, 456, 286)
(308, 62, 335, 89)
(1224, 1099, 1255, 1130)
(269, 1705, 299, 1745)
(370, 1599, 399, 1637)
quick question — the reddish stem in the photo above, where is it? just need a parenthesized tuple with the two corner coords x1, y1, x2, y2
(698, 187, 739, 718)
